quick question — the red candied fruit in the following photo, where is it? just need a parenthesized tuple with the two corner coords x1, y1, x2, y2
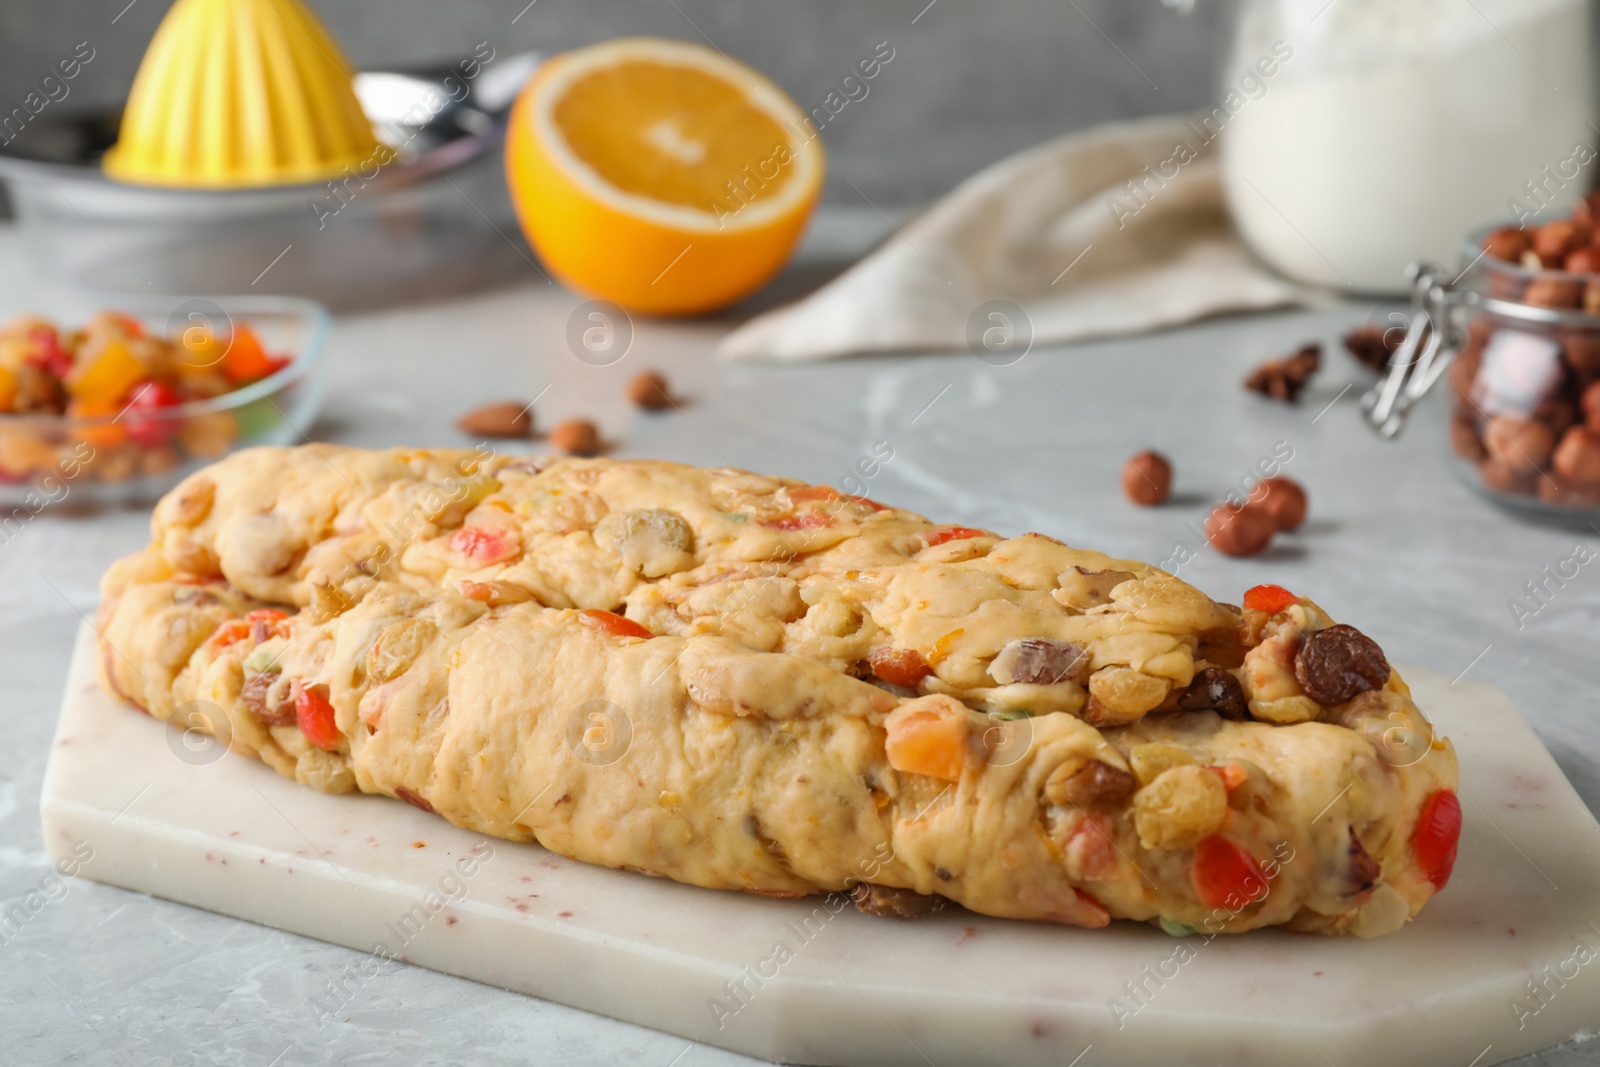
(1242, 584, 1299, 614)
(1411, 790, 1462, 890)
(295, 684, 341, 750)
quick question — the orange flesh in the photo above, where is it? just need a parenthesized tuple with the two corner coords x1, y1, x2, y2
(552, 60, 796, 211)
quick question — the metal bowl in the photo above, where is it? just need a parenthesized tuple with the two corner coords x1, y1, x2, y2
(0, 53, 542, 310)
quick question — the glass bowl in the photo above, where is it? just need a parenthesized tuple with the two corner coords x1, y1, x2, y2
(0, 295, 329, 508)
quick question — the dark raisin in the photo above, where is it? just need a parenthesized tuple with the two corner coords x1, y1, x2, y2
(849, 883, 946, 919)
(1294, 624, 1391, 706)
(1047, 759, 1136, 807)
(1345, 828, 1382, 899)
(1177, 668, 1249, 719)
(242, 671, 293, 725)
(1003, 638, 1090, 685)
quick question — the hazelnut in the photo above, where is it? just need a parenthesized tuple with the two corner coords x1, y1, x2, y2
(1566, 247, 1600, 275)
(1253, 476, 1307, 532)
(1449, 413, 1486, 461)
(1524, 276, 1582, 309)
(1122, 450, 1172, 506)
(1483, 226, 1529, 264)
(627, 370, 673, 411)
(1483, 415, 1555, 473)
(1574, 192, 1600, 228)
(1552, 427, 1600, 484)
(1533, 221, 1587, 265)
(1586, 280, 1600, 315)
(1584, 380, 1600, 432)
(1205, 503, 1274, 557)
(1534, 397, 1579, 437)
(549, 418, 601, 456)
(1561, 330, 1600, 378)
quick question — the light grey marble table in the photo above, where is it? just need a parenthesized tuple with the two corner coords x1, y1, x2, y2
(2, 215, 1596, 1066)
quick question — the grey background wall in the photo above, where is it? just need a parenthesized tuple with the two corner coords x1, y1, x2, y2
(0, 0, 1231, 205)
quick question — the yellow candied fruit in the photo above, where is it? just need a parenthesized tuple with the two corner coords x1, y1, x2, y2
(66, 337, 145, 405)
(927, 627, 966, 665)
(659, 790, 682, 806)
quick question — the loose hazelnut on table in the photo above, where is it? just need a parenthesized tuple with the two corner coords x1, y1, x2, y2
(550, 418, 602, 456)
(457, 400, 533, 439)
(627, 370, 673, 410)
(1205, 502, 1274, 557)
(1122, 450, 1172, 506)
(1253, 476, 1307, 532)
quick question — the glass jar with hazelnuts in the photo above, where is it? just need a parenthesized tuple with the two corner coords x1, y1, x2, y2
(1365, 200, 1600, 520)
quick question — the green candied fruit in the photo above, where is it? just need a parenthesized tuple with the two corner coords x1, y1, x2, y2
(232, 396, 283, 440)
(1158, 917, 1197, 938)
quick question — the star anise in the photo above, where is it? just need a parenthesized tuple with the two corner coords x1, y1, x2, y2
(1244, 343, 1321, 403)
(1342, 325, 1402, 374)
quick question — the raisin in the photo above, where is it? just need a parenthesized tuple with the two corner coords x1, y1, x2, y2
(1294, 624, 1391, 706)
(1046, 759, 1137, 807)
(242, 671, 293, 725)
(1177, 668, 1249, 718)
(994, 637, 1090, 686)
(849, 883, 946, 919)
(1345, 828, 1382, 899)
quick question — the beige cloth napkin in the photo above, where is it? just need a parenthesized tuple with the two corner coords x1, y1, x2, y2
(719, 115, 1323, 362)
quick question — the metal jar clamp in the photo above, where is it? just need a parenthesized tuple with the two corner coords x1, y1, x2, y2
(1361, 264, 1462, 438)
(1362, 259, 1600, 438)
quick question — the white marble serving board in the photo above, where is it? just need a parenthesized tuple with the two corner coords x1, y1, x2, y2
(41, 622, 1600, 1067)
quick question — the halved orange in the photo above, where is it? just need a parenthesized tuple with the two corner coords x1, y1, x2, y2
(506, 37, 824, 315)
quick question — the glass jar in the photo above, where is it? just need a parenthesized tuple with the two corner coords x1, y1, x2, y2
(1221, 0, 1594, 294)
(1364, 231, 1600, 519)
